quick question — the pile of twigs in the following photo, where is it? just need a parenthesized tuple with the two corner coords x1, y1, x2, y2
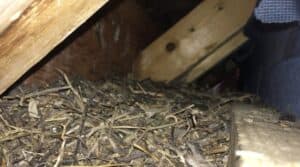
(0, 73, 255, 167)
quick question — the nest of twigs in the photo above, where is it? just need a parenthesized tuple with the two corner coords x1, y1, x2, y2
(0, 73, 255, 167)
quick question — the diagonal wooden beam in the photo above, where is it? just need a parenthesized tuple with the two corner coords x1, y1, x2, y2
(0, 0, 34, 34)
(133, 0, 256, 83)
(185, 32, 247, 82)
(0, 0, 108, 94)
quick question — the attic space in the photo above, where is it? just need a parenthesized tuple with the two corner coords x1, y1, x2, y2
(0, 0, 300, 166)
(12, 0, 202, 88)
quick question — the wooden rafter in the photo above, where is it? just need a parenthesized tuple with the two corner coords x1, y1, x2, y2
(0, 0, 108, 94)
(133, 0, 256, 83)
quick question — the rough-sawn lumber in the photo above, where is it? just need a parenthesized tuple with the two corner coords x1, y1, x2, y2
(133, 0, 256, 83)
(0, 0, 108, 94)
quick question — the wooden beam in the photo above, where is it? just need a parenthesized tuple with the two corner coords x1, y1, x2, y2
(184, 32, 247, 82)
(0, 0, 108, 94)
(0, 0, 34, 34)
(133, 0, 256, 83)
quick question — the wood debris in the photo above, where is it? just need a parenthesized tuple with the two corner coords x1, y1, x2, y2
(0, 74, 256, 166)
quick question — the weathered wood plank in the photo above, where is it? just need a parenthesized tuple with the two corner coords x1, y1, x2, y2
(0, 0, 34, 34)
(133, 0, 256, 83)
(184, 32, 247, 82)
(230, 104, 300, 167)
(0, 0, 108, 94)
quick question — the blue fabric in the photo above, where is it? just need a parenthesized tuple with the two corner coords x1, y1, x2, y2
(243, 21, 300, 117)
(255, 0, 300, 23)
(261, 57, 300, 117)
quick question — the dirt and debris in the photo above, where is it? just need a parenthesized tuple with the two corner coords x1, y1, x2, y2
(0, 73, 256, 167)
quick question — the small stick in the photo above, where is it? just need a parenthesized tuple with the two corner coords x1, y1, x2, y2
(61, 164, 130, 167)
(3, 86, 70, 100)
(111, 125, 146, 130)
(179, 122, 191, 141)
(117, 114, 144, 122)
(137, 83, 147, 94)
(128, 86, 164, 97)
(57, 69, 87, 163)
(133, 143, 159, 162)
(173, 104, 195, 115)
(54, 120, 70, 167)
(24, 86, 70, 99)
(148, 121, 185, 131)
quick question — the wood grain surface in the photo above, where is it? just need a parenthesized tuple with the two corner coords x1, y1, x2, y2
(133, 0, 256, 83)
(0, 0, 108, 94)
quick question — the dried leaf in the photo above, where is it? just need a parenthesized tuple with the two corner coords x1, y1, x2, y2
(28, 99, 40, 118)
